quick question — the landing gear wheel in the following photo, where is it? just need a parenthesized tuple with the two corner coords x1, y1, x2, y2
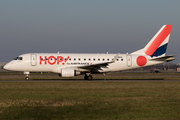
(88, 75, 93, 80)
(84, 75, 93, 80)
(25, 77, 29, 81)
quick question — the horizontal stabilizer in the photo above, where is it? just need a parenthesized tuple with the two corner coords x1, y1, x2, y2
(149, 55, 175, 62)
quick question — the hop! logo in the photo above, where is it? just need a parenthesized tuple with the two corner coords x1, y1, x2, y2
(40, 56, 69, 65)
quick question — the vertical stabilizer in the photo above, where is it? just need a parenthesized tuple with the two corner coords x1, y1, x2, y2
(131, 25, 172, 58)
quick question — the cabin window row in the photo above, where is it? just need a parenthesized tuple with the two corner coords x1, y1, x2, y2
(41, 58, 123, 61)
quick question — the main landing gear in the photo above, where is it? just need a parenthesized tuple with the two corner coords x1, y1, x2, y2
(24, 72, 30, 81)
(84, 73, 93, 80)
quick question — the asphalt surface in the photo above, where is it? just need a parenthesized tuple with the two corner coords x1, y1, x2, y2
(1, 79, 180, 82)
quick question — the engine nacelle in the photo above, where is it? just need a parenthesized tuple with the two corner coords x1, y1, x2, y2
(60, 68, 81, 77)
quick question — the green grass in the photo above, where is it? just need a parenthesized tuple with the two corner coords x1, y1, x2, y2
(1, 72, 180, 80)
(0, 82, 180, 119)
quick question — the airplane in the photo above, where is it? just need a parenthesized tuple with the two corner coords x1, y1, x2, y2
(3, 25, 175, 80)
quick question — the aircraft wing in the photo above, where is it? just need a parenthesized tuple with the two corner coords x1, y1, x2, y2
(77, 53, 120, 71)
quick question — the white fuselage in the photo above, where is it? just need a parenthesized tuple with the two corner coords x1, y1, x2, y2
(4, 53, 164, 74)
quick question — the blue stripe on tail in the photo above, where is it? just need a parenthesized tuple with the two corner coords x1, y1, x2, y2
(151, 43, 168, 57)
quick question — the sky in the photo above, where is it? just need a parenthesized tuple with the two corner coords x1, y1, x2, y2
(1, 0, 180, 63)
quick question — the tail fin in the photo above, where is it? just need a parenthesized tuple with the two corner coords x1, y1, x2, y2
(131, 25, 172, 58)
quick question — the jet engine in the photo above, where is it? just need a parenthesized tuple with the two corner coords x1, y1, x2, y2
(60, 68, 81, 77)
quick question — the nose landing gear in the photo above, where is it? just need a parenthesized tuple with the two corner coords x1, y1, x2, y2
(24, 72, 30, 81)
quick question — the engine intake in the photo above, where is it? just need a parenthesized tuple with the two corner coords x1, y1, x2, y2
(60, 68, 81, 77)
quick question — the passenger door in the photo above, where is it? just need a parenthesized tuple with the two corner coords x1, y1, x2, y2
(31, 54, 37, 66)
(126, 55, 132, 67)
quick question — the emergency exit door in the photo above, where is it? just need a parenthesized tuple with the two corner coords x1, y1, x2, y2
(126, 55, 132, 67)
(31, 54, 37, 66)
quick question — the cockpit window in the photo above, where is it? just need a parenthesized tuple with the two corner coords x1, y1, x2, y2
(14, 57, 23, 60)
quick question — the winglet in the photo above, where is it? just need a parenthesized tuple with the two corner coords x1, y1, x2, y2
(111, 53, 120, 63)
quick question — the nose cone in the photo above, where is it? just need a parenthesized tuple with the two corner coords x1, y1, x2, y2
(3, 64, 10, 70)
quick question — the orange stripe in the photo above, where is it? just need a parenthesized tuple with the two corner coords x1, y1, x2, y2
(145, 25, 172, 56)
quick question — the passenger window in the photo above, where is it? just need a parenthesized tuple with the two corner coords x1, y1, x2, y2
(79, 58, 81, 61)
(89, 58, 91, 61)
(103, 59, 105, 61)
(84, 58, 86, 61)
(107, 59, 109, 61)
(121, 59, 123, 61)
(74, 58, 76, 61)
(93, 59, 95, 61)
(98, 59, 100, 61)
